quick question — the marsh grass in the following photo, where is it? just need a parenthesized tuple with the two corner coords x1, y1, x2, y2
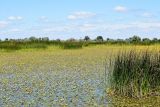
(61, 42, 83, 49)
(21, 42, 47, 49)
(0, 41, 84, 50)
(0, 42, 21, 50)
(109, 49, 160, 98)
(0, 42, 48, 51)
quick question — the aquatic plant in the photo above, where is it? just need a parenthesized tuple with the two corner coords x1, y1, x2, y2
(109, 50, 160, 98)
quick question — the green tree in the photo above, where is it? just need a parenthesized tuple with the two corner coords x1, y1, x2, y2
(152, 38, 158, 43)
(129, 35, 141, 44)
(5, 38, 9, 41)
(84, 36, 90, 41)
(142, 38, 151, 45)
(42, 37, 49, 41)
(29, 36, 37, 41)
(96, 36, 103, 42)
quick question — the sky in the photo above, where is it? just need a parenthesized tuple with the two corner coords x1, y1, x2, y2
(0, 0, 160, 40)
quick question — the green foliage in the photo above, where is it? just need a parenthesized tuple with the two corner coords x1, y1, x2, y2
(84, 36, 90, 41)
(0, 42, 21, 50)
(0, 41, 48, 51)
(96, 36, 103, 42)
(0, 36, 159, 51)
(61, 42, 83, 49)
(109, 50, 160, 98)
(129, 35, 141, 44)
(20, 42, 47, 49)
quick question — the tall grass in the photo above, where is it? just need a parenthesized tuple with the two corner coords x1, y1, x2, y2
(0, 42, 48, 51)
(0, 41, 84, 50)
(61, 42, 83, 49)
(109, 50, 160, 98)
(0, 42, 21, 50)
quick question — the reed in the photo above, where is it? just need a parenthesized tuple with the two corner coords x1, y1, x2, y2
(109, 49, 160, 98)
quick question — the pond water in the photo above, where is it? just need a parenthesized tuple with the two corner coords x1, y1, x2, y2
(0, 67, 112, 106)
(0, 47, 114, 106)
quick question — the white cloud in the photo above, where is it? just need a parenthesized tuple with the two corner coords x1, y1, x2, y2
(78, 24, 95, 31)
(67, 11, 96, 20)
(114, 6, 127, 13)
(8, 16, 23, 21)
(9, 28, 21, 32)
(17, 16, 23, 20)
(8, 16, 16, 20)
(39, 16, 49, 22)
(41, 23, 96, 33)
(141, 12, 153, 17)
(0, 21, 9, 28)
(34, 21, 160, 37)
(40, 16, 48, 20)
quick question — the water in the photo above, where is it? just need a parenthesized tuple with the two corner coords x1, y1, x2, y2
(0, 69, 111, 106)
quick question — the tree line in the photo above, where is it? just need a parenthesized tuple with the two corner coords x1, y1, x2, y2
(1, 35, 160, 45)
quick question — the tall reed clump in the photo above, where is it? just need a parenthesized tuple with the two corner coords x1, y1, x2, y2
(109, 50, 160, 98)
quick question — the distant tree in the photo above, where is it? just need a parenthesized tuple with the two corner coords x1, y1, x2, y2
(29, 36, 37, 41)
(107, 38, 115, 43)
(23, 38, 29, 42)
(38, 38, 42, 41)
(117, 39, 124, 41)
(142, 38, 150, 41)
(5, 38, 9, 41)
(96, 36, 103, 42)
(84, 36, 90, 41)
(129, 35, 141, 44)
(142, 38, 151, 45)
(9, 39, 15, 42)
(125, 38, 131, 43)
(67, 38, 76, 42)
(116, 39, 125, 44)
(42, 37, 49, 41)
(56, 39, 61, 42)
(152, 38, 158, 43)
(106, 38, 110, 41)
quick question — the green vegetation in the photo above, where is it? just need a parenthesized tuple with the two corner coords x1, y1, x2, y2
(61, 42, 83, 49)
(0, 41, 48, 50)
(109, 49, 160, 98)
(0, 35, 160, 51)
(0, 41, 160, 106)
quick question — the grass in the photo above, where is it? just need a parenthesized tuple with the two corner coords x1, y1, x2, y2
(109, 49, 160, 98)
(0, 45, 160, 106)
(0, 42, 48, 51)
(1, 40, 159, 51)
(60, 42, 83, 49)
(0, 41, 85, 51)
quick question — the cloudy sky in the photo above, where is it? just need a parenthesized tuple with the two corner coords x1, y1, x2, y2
(0, 0, 160, 40)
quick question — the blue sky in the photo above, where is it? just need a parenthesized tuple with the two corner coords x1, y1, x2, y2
(0, 0, 160, 40)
